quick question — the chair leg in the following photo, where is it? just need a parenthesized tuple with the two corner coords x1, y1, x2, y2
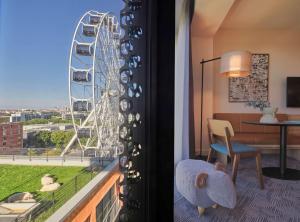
(207, 148, 213, 162)
(198, 206, 205, 216)
(232, 154, 240, 184)
(255, 153, 264, 190)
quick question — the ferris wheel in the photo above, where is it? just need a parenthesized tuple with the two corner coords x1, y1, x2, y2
(62, 11, 122, 157)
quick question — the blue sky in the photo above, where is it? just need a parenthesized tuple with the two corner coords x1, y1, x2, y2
(0, 0, 123, 109)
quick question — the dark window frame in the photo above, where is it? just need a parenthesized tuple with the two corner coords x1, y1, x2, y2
(118, 0, 175, 221)
(146, 1, 175, 221)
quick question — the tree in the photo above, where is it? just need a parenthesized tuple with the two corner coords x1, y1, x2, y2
(50, 131, 66, 149)
(50, 131, 74, 150)
(63, 131, 74, 147)
(36, 131, 52, 147)
(22, 118, 48, 125)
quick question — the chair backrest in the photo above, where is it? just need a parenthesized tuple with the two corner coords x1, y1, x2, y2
(207, 119, 235, 156)
(208, 119, 234, 137)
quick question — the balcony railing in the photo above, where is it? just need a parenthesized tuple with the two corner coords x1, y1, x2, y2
(0, 153, 113, 167)
(102, 195, 122, 222)
(44, 159, 120, 222)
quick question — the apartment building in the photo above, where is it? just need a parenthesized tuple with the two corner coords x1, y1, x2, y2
(9, 111, 53, 123)
(0, 122, 23, 154)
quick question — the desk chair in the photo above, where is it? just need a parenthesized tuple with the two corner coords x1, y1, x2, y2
(207, 119, 264, 189)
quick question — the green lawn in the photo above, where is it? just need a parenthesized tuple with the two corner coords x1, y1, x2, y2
(0, 164, 86, 201)
(0, 164, 95, 221)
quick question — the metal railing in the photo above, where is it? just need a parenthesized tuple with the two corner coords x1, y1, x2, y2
(102, 196, 122, 222)
(45, 159, 119, 222)
(0, 153, 114, 167)
(0, 154, 91, 162)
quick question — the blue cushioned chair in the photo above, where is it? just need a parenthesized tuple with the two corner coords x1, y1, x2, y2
(207, 119, 264, 189)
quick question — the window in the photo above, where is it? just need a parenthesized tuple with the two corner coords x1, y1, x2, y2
(117, 1, 175, 221)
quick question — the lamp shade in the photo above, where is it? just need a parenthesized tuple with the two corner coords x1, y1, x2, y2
(219, 50, 251, 77)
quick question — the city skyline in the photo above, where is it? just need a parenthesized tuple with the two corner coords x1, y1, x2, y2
(0, 0, 123, 109)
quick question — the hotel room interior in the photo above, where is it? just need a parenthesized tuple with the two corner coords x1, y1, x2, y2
(1, 0, 299, 221)
(174, 0, 300, 221)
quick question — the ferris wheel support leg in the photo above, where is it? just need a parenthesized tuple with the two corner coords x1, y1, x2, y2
(61, 134, 79, 157)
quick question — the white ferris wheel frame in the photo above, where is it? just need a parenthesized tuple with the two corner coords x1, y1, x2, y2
(61, 10, 120, 157)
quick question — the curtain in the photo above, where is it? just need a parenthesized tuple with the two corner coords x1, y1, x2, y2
(189, 0, 195, 158)
(174, 0, 194, 165)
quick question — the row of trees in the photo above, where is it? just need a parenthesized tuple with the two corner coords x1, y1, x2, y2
(29, 131, 74, 149)
(22, 117, 76, 125)
(0, 116, 10, 123)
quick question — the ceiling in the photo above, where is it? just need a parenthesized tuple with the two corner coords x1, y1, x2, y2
(221, 0, 300, 30)
(192, 0, 300, 37)
(191, 0, 235, 37)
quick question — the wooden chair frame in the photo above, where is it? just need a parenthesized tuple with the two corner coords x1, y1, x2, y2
(207, 119, 264, 189)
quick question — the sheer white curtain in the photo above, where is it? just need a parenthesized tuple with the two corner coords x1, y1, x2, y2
(175, 0, 191, 165)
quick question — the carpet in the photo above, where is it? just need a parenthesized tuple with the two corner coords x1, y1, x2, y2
(174, 155, 300, 222)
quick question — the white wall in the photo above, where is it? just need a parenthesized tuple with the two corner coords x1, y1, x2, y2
(191, 37, 213, 154)
(191, 0, 235, 154)
(214, 29, 300, 114)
